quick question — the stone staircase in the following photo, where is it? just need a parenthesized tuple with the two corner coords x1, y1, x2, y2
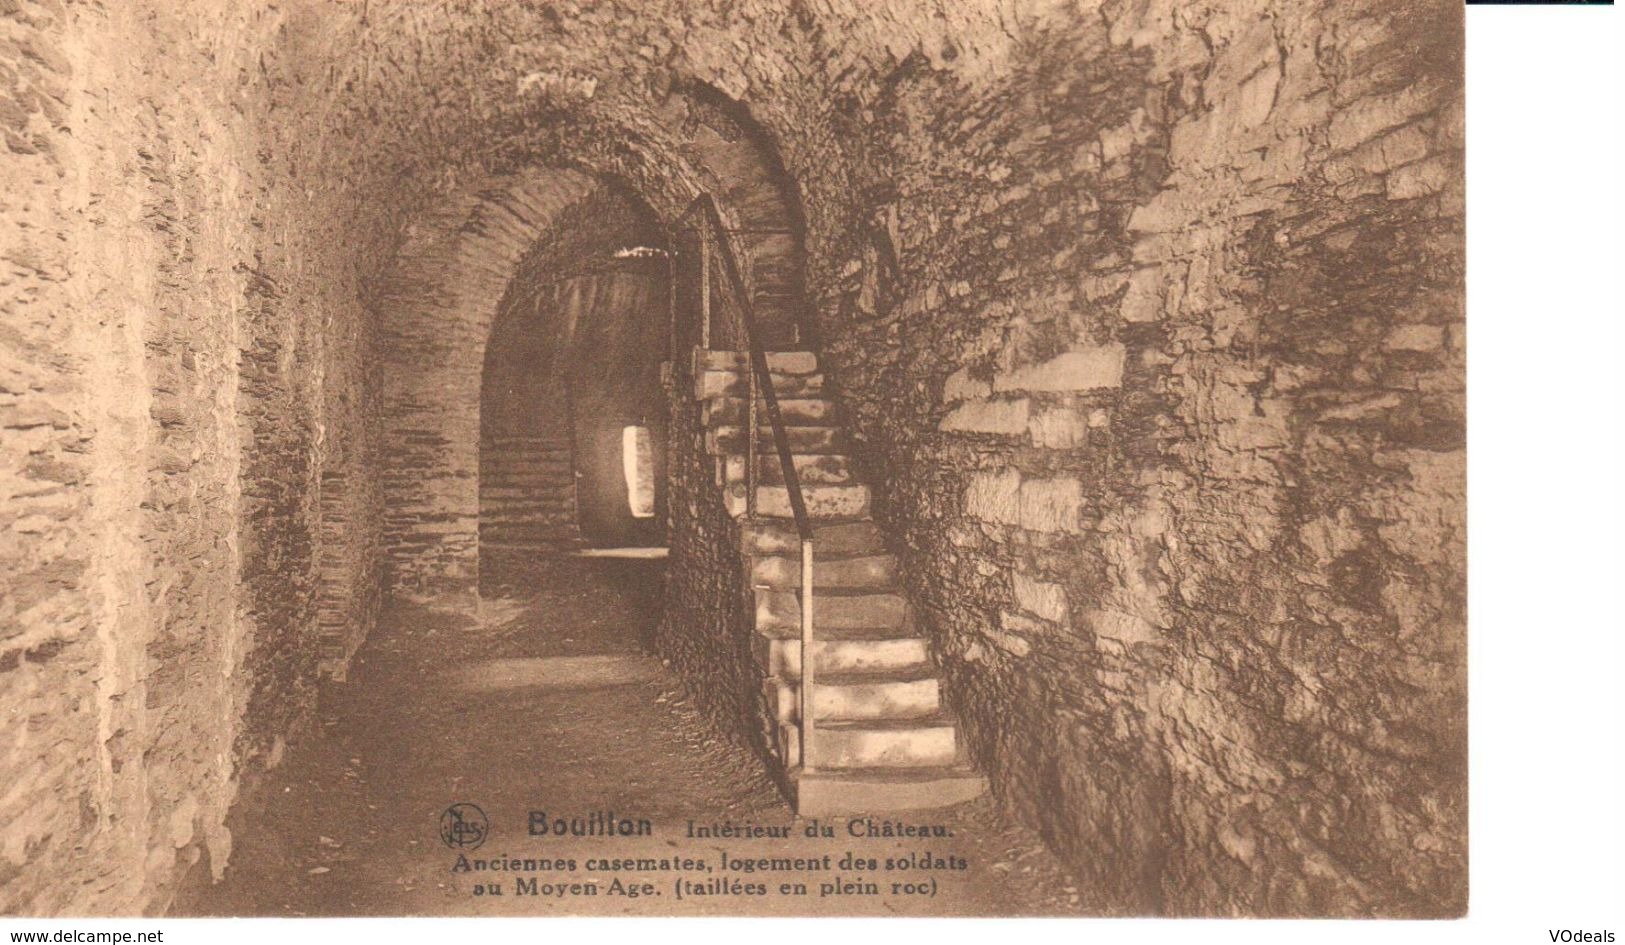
(694, 348, 986, 816)
(478, 435, 578, 550)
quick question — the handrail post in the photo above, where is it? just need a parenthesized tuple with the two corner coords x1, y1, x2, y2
(746, 353, 759, 518)
(698, 222, 712, 350)
(680, 193, 819, 781)
(800, 538, 815, 772)
(666, 237, 678, 364)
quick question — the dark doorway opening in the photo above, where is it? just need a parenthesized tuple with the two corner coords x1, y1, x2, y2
(478, 185, 671, 594)
(562, 265, 670, 550)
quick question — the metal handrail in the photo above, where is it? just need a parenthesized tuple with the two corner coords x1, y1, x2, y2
(679, 194, 819, 772)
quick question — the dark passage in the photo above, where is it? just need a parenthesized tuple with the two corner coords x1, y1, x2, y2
(478, 187, 670, 594)
(181, 560, 1079, 916)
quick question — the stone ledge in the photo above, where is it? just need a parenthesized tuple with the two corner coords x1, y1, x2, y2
(994, 343, 1126, 393)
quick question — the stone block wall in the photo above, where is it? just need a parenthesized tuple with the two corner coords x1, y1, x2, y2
(806, 0, 1466, 917)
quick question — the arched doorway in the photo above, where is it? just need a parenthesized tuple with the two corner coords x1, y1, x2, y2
(477, 185, 671, 593)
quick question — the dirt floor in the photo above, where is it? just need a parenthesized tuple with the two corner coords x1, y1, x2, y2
(178, 557, 1084, 917)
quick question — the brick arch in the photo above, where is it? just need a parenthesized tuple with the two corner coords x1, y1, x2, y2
(373, 167, 604, 597)
(369, 85, 814, 598)
(477, 182, 671, 584)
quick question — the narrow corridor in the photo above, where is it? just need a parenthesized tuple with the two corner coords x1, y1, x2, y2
(180, 559, 1080, 916)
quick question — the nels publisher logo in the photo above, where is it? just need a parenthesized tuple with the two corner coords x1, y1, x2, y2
(440, 803, 489, 850)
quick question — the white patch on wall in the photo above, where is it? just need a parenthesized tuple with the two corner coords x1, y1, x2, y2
(516, 69, 598, 100)
(622, 425, 655, 518)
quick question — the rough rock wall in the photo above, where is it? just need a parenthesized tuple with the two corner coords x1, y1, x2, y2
(655, 352, 771, 758)
(809, 0, 1466, 917)
(315, 292, 383, 680)
(1, 0, 382, 913)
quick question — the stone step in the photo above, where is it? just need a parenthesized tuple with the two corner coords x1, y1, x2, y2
(479, 469, 566, 478)
(755, 589, 906, 634)
(697, 349, 819, 375)
(765, 674, 940, 723)
(480, 529, 572, 541)
(481, 452, 571, 463)
(479, 535, 580, 547)
(482, 510, 575, 519)
(725, 483, 859, 520)
(777, 717, 959, 769)
(720, 453, 853, 488)
(749, 553, 897, 590)
(759, 453, 852, 485)
(482, 453, 570, 463)
(707, 425, 844, 456)
(481, 508, 572, 519)
(480, 526, 570, 538)
(697, 369, 825, 400)
(480, 474, 571, 485)
(741, 520, 886, 557)
(755, 635, 931, 679)
(477, 454, 575, 464)
(480, 462, 571, 471)
(480, 488, 572, 500)
(480, 496, 573, 508)
(704, 397, 833, 426)
(754, 483, 870, 520)
(480, 521, 571, 533)
(754, 619, 922, 643)
(788, 765, 988, 816)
